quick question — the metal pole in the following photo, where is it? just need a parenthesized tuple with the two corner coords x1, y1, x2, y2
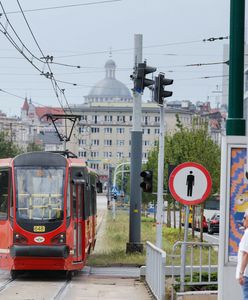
(126, 34, 143, 253)
(108, 165, 113, 208)
(226, 0, 245, 136)
(113, 195, 116, 220)
(156, 104, 165, 248)
(180, 205, 189, 292)
(63, 137, 67, 152)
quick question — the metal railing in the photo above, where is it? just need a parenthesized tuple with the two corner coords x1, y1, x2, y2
(171, 241, 218, 295)
(145, 241, 166, 300)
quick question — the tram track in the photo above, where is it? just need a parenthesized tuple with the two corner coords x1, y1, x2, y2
(0, 278, 14, 294)
(0, 274, 72, 300)
(52, 278, 71, 300)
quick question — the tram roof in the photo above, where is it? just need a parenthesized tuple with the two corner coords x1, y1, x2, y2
(0, 158, 12, 167)
(68, 158, 87, 167)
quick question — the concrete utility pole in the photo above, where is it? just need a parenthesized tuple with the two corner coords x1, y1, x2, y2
(126, 34, 143, 253)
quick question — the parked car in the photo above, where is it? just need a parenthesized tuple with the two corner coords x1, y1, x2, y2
(208, 213, 220, 234)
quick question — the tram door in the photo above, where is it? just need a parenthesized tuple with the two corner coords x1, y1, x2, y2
(0, 168, 11, 262)
(72, 183, 83, 262)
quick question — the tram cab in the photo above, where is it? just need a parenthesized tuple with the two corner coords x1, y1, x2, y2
(0, 151, 97, 278)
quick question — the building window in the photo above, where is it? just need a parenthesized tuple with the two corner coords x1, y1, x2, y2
(143, 140, 150, 146)
(92, 115, 98, 124)
(91, 127, 100, 133)
(91, 139, 99, 146)
(143, 116, 150, 125)
(79, 126, 89, 133)
(155, 128, 160, 134)
(116, 140, 125, 146)
(143, 153, 148, 159)
(90, 163, 99, 170)
(91, 152, 99, 158)
(129, 116, 132, 122)
(103, 164, 109, 170)
(116, 128, 125, 134)
(104, 127, 112, 133)
(116, 152, 124, 158)
(117, 116, 125, 123)
(155, 116, 160, 123)
(79, 139, 87, 145)
(79, 151, 87, 157)
(103, 152, 112, 158)
(104, 115, 113, 122)
(80, 115, 87, 122)
(104, 140, 112, 146)
(142, 128, 150, 134)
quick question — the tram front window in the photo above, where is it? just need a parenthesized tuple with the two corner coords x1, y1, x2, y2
(15, 167, 65, 221)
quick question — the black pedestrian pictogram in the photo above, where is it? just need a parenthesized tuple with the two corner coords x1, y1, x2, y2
(186, 171, 194, 196)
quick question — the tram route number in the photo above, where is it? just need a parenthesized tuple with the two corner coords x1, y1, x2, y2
(33, 226, 46, 232)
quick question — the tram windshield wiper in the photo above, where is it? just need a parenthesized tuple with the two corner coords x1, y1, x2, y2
(48, 218, 58, 222)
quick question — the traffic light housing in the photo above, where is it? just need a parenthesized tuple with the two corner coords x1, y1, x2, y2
(154, 73, 173, 104)
(96, 180, 103, 193)
(140, 170, 153, 193)
(131, 61, 157, 93)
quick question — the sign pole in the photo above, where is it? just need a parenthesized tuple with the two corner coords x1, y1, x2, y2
(180, 205, 189, 292)
(156, 104, 165, 248)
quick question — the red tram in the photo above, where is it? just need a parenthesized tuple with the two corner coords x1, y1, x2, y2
(0, 151, 97, 278)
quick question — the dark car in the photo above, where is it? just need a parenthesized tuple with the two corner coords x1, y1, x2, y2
(208, 213, 220, 234)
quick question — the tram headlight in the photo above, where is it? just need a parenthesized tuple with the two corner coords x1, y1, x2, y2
(51, 232, 66, 244)
(13, 232, 28, 244)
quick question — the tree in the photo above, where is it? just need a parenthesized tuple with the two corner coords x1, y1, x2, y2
(26, 142, 44, 152)
(0, 132, 21, 159)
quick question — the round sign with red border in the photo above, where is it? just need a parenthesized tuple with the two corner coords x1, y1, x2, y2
(168, 162, 212, 205)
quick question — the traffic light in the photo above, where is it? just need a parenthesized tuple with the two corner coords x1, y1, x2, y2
(140, 170, 153, 193)
(130, 61, 157, 93)
(96, 180, 103, 193)
(154, 73, 173, 104)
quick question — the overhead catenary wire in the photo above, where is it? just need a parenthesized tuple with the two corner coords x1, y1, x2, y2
(16, 0, 73, 114)
(0, 1, 76, 114)
(55, 36, 228, 59)
(0, 88, 64, 113)
(4, 0, 122, 15)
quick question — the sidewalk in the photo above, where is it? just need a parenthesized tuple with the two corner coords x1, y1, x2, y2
(65, 275, 153, 300)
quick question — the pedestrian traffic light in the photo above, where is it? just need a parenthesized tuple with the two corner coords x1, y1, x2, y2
(130, 61, 157, 93)
(140, 170, 153, 193)
(154, 73, 173, 104)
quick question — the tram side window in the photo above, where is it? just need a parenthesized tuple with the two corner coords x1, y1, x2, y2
(72, 184, 77, 218)
(83, 183, 90, 220)
(90, 185, 96, 216)
(66, 178, 71, 218)
(0, 169, 9, 220)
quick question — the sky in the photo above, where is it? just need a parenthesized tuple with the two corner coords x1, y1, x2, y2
(0, 0, 242, 117)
